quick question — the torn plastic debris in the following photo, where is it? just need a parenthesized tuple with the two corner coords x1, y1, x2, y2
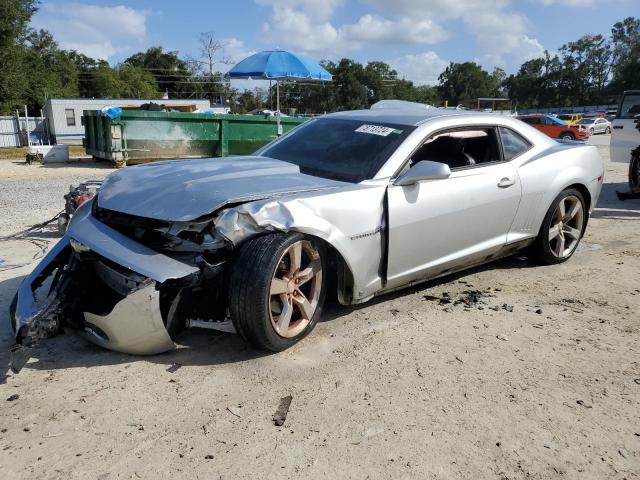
(100, 106, 122, 119)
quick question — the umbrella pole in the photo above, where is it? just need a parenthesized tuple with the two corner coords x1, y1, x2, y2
(276, 80, 282, 136)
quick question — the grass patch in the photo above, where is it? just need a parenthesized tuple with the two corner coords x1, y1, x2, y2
(0, 146, 87, 160)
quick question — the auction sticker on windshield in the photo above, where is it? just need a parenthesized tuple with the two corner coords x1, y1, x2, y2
(355, 124, 401, 136)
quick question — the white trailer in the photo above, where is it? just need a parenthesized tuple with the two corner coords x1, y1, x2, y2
(43, 98, 215, 145)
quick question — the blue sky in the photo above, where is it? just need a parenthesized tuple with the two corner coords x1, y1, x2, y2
(32, 0, 638, 85)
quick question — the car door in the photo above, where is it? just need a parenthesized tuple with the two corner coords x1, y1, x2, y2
(611, 91, 640, 163)
(385, 128, 522, 288)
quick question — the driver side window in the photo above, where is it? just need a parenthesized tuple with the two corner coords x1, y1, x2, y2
(409, 127, 501, 170)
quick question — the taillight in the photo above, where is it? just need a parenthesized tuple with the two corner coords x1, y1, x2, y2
(76, 192, 95, 207)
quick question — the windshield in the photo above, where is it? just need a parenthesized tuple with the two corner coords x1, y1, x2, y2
(257, 118, 415, 183)
(578, 118, 594, 125)
(558, 114, 572, 120)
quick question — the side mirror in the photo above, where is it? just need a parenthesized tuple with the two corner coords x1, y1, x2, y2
(393, 160, 451, 186)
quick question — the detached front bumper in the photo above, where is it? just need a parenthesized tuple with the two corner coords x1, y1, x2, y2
(9, 201, 199, 373)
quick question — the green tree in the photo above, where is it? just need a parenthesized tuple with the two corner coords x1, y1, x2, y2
(93, 65, 158, 98)
(505, 52, 564, 108)
(437, 62, 496, 105)
(125, 46, 191, 97)
(68, 51, 109, 97)
(23, 30, 79, 105)
(559, 34, 612, 104)
(610, 17, 640, 91)
(0, 0, 38, 113)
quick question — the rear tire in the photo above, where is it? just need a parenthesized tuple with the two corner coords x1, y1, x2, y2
(560, 132, 575, 140)
(629, 151, 640, 195)
(530, 188, 586, 265)
(229, 233, 327, 352)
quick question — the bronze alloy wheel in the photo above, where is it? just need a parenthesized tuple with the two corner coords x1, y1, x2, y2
(548, 194, 585, 258)
(268, 240, 323, 338)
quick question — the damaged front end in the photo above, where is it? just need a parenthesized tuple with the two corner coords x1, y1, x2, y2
(9, 200, 232, 373)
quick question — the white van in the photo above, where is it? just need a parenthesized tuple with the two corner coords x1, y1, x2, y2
(610, 90, 640, 193)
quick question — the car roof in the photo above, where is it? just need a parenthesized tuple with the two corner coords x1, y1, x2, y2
(324, 107, 490, 127)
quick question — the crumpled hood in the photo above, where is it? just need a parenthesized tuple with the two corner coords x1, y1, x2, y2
(97, 156, 347, 221)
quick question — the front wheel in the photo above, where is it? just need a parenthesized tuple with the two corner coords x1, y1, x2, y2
(530, 188, 586, 265)
(229, 233, 326, 351)
(629, 152, 640, 195)
(605, 126, 611, 134)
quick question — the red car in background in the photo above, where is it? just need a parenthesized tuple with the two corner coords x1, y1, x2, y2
(517, 114, 590, 141)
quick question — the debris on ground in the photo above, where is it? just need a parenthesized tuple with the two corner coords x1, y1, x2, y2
(424, 289, 499, 311)
(226, 406, 242, 418)
(576, 400, 592, 408)
(6, 394, 19, 402)
(273, 395, 293, 426)
(166, 363, 182, 373)
(496, 334, 509, 341)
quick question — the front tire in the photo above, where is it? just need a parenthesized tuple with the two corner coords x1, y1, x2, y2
(629, 151, 640, 195)
(530, 188, 586, 265)
(229, 233, 326, 352)
(605, 126, 611, 134)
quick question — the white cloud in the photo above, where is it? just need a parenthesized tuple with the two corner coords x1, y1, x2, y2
(367, 0, 546, 68)
(465, 11, 545, 67)
(223, 38, 255, 65)
(264, 6, 348, 54)
(32, 3, 148, 60)
(259, 0, 448, 56)
(256, 0, 344, 21)
(387, 51, 449, 85)
(258, 0, 547, 70)
(540, 0, 595, 6)
(341, 15, 447, 45)
(367, 0, 510, 19)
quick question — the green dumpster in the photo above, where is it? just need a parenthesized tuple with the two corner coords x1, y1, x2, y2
(82, 110, 307, 166)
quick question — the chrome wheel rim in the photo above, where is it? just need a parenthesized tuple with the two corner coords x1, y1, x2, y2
(269, 240, 322, 338)
(548, 195, 584, 258)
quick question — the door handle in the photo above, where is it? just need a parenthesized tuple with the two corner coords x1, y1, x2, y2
(613, 125, 623, 129)
(498, 177, 515, 188)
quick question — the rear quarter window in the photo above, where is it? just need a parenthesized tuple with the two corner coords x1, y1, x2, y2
(499, 127, 532, 161)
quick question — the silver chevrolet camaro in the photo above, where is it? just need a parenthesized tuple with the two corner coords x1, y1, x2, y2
(9, 103, 604, 371)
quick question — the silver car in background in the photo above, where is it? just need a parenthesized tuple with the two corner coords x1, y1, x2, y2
(9, 104, 604, 371)
(577, 117, 612, 135)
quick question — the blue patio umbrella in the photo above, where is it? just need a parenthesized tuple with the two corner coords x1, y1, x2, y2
(226, 50, 332, 134)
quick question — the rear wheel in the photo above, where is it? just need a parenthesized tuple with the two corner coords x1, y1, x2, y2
(560, 132, 575, 140)
(605, 126, 611, 134)
(589, 127, 594, 135)
(530, 188, 586, 265)
(229, 233, 326, 351)
(629, 152, 640, 195)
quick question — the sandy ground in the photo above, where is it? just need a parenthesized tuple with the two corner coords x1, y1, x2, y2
(0, 136, 638, 479)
